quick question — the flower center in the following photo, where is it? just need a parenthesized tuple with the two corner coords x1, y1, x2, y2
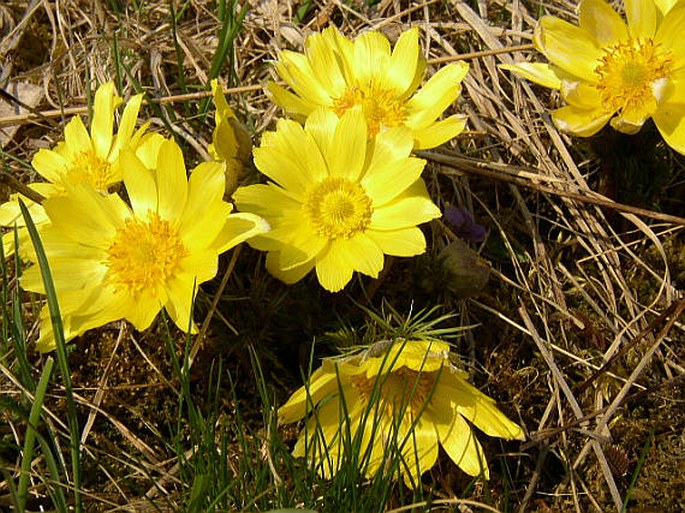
(303, 177, 373, 240)
(594, 38, 673, 113)
(332, 81, 407, 136)
(104, 213, 186, 297)
(66, 151, 116, 191)
(351, 367, 438, 415)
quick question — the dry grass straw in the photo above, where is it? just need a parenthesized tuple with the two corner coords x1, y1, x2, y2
(1, 0, 684, 512)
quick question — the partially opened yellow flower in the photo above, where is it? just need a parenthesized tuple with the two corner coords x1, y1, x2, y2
(208, 79, 252, 195)
(0, 81, 157, 257)
(21, 138, 269, 352)
(502, 0, 685, 152)
(233, 107, 441, 292)
(268, 26, 469, 149)
(279, 339, 524, 487)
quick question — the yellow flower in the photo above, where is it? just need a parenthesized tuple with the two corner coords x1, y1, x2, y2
(233, 107, 441, 292)
(279, 339, 524, 487)
(502, 0, 685, 152)
(268, 26, 469, 149)
(208, 79, 252, 195)
(0, 81, 158, 257)
(21, 139, 269, 352)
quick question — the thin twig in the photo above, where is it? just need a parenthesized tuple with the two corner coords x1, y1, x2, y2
(0, 84, 263, 127)
(424, 150, 685, 226)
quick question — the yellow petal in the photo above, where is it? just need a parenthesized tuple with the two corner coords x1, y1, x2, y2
(366, 227, 426, 257)
(328, 107, 367, 180)
(442, 374, 524, 440)
(90, 82, 121, 159)
(399, 416, 439, 487)
(436, 409, 489, 478)
(278, 224, 327, 270)
(412, 115, 468, 150)
(364, 126, 414, 172)
(124, 294, 163, 331)
(266, 251, 315, 285)
(214, 212, 270, 253)
(33, 293, 120, 352)
(654, 0, 680, 16)
(120, 149, 157, 215)
(267, 81, 313, 121)
(625, 0, 657, 38)
(561, 80, 602, 109)
(610, 105, 652, 134)
(315, 242, 355, 292)
(276, 50, 333, 106)
(31, 149, 68, 183)
(305, 31, 347, 97)
(233, 183, 301, 219)
(551, 104, 612, 136)
(654, 99, 685, 154)
(134, 132, 166, 170)
(363, 156, 425, 206)
(534, 16, 602, 82)
(63, 116, 93, 157)
(254, 119, 327, 196)
(352, 30, 391, 83)
(0, 195, 40, 227)
(500, 62, 563, 90)
(181, 161, 226, 237)
(381, 27, 421, 95)
(278, 366, 341, 423)
(212, 118, 240, 161)
(33, 254, 108, 293)
(304, 108, 339, 159)
(330, 233, 384, 279)
(155, 139, 188, 223)
(210, 79, 235, 123)
(405, 62, 468, 129)
(111, 93, 143, 158)
(164, 274, 202, 333)
(579, 0, 629, 45)
(655, 4, 685, 64)
(369, 180, 440, 230)
(43, 186, 125, 246)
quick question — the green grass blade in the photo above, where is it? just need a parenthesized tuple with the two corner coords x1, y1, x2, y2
(18, 199, 82, 513)
(207, 0, 249, 86)
(621, 429, 654, 512)
(168, 0, 189, 101)
(17, 356, 54, 512)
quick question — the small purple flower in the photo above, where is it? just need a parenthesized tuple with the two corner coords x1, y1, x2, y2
(443, 205, 486, 243)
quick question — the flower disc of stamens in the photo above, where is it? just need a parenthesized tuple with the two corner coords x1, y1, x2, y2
(351, 367, 438, 415)
(333, 81, 407, 136)
(105, 213, 186, 296)
(594, 38, 673, 113)
(303, 177, 373, 239)
(67, 151, 116, 191)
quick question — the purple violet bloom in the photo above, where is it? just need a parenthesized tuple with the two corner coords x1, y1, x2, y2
(444, 205, 486, 243)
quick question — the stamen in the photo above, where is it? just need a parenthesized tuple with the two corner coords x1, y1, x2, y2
(333, 81, 407, 136)
(105, 212, 186, 296)
(594, 38, 673, 114)
(303, 177, 373, 240)
(66, 151, 116, 191)
(350, 367, 438, 415)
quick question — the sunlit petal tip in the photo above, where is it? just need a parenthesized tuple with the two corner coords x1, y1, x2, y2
(500, 62, 563, 90)
(534, 16, 602, 81)
(551, 105, 612, 137)
(609, 115, 646, 134)
(579, 0, 629, 46)
(412, 115, 468, 150)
